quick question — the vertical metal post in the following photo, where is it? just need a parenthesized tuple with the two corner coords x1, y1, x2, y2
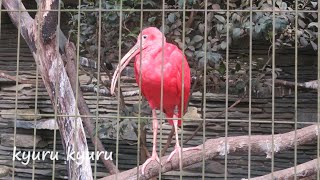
(271, 0, 276, 178)
(116, 1, 124, 179)
(225, 1, 230, 179)
(202, 1, 208, 179)
(248, 0, 253, 179)
(294, 1, 299, 179)
(94, 0, 103, 179)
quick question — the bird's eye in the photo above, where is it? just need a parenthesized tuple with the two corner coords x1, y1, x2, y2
(142, 35, 148, 39)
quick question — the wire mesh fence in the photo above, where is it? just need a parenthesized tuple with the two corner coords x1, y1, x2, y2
(0, 0, 319, 179)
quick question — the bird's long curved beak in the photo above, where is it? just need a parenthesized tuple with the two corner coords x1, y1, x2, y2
(110, 44, 140, 95)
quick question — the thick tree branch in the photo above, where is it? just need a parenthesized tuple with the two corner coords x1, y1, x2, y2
(4, 0, 118, 175)
(246, 157, 320, 180)
(2, 0, 93, 179)
(99, 124, 319, 180)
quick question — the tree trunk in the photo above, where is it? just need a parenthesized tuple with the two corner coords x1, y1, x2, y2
(2, 0, 93, 179)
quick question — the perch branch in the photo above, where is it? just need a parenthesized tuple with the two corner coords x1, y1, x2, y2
(99, 124, 319, 180)
(246, 157, 320, 180)
(3, 0, 93, 179)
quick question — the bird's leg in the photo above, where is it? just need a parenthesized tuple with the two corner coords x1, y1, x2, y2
(141, 109, 160, 175)
(166, 115, 201, 163)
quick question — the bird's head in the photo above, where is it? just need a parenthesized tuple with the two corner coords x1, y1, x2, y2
(136, 27, 166, 48)
(110, 27, 165, 95)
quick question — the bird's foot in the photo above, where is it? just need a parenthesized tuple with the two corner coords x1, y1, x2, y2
(166, 146, 201, 163)
(141, 153, 161, 175)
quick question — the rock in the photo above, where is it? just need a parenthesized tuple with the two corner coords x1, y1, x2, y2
(183, 106, 201, 121)
(0, 134, 45, 148)
(15, 119, 58, 130)
(0, 165, 9, 177)
(1, 109, 41, 120)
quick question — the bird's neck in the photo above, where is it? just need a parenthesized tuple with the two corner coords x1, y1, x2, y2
(134, 43, 164, 63)
(144, 43, 164, 55)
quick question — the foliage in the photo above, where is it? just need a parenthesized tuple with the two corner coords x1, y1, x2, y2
(69, 0, 318, 86)
(68, 0, 318, 138)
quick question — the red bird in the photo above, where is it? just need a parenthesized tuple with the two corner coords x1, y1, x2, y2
(110, 27, 198, 174)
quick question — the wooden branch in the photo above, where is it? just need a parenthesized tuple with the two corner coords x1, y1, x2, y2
(99, 124, 319, 180)
(247, 157, 320, 180)
(3, 0, 93, 179)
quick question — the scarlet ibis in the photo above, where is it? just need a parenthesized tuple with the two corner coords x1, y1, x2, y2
(110, 27, 199, 174)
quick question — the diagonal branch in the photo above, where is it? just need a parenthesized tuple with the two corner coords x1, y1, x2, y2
(99, 124, 319, 180)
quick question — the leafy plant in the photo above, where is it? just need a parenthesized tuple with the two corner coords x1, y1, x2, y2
(67, 0, 318, 135)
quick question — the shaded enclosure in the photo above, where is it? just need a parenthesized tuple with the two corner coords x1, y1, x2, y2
(0, 0, 319, 180)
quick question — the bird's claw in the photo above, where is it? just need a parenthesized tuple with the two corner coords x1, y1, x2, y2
(141, 154, 161, 175)
(166, 146, 201, 163)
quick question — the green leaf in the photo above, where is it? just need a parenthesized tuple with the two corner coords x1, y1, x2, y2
(214, 15, 226, 23)
(185, 37, 190, 44)
(275, 17, 289, 32)
(299, 36, 309, 46)
(198, 23, 205, 33)
(217, 24, 224, 33)
(298, 19, 306, 28)
(195, 51, 205, 58)
(192, 35, 204, 43)
(218, 62, 226, 75)
(310, 41, 317, 50)
(207, 52, 223, 64)
(188, 46, 195, 51)
(168, 13, 176, 23)
(232, 28, 242, 39)
(148, 17, 156, 23)
(220, 41, 227, 50)
(235, 81, 246, 91)
(308, 22, 318, 28)
(311, 2, 317, 8)
(235, 63, 241, 71)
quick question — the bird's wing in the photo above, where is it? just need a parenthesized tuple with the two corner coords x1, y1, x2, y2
(167, 44, 191, 114)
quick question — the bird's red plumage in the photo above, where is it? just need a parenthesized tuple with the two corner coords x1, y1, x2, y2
(110, 27, 196, 172)
(134, 42, 190, 126)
